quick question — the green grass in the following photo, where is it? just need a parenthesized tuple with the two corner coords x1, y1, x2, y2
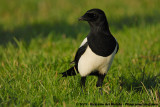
(0, 0, 160, 106)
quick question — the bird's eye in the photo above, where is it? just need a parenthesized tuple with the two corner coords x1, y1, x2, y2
(88, 13, 96, 18)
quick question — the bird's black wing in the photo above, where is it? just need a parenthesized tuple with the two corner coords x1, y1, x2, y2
(74, 42, 88, 66)
(60, 42, 88, 77)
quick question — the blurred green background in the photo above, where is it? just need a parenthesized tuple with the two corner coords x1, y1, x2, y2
(0, 0, 160, 106)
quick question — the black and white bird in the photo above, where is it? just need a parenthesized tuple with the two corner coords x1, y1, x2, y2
(60, 9, 119, 93)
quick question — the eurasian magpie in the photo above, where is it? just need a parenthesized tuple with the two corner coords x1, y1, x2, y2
(60, 8, 119, 93)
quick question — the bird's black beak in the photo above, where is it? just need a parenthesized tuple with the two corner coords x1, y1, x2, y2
(78, 13, 93, 21)
(78, 16, 85, 21)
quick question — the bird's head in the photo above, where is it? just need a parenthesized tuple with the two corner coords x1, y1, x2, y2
(79, 9, 109, 31)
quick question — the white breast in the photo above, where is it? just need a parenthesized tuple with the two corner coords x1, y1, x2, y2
(78, 42, 117, 77)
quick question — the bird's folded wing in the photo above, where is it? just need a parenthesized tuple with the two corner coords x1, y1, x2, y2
(74, 42, 88, 64)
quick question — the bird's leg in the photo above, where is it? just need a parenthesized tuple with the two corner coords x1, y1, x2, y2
(81, 77, 86, 93)
(96, 74, 105, 95)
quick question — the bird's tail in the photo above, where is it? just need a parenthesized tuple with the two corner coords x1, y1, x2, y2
(60, 66, 77, 77)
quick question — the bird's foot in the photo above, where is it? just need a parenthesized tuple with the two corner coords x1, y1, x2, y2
(98, 87, 103, 95)
(81, 87, 86, 93)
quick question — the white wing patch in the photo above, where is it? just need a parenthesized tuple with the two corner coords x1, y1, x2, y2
(78, 44, 118, 77)
(79, 37, 87, 47)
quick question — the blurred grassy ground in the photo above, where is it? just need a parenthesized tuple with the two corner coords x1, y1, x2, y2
(0, 0, 160, 106)
(0, 0, 160, 46)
